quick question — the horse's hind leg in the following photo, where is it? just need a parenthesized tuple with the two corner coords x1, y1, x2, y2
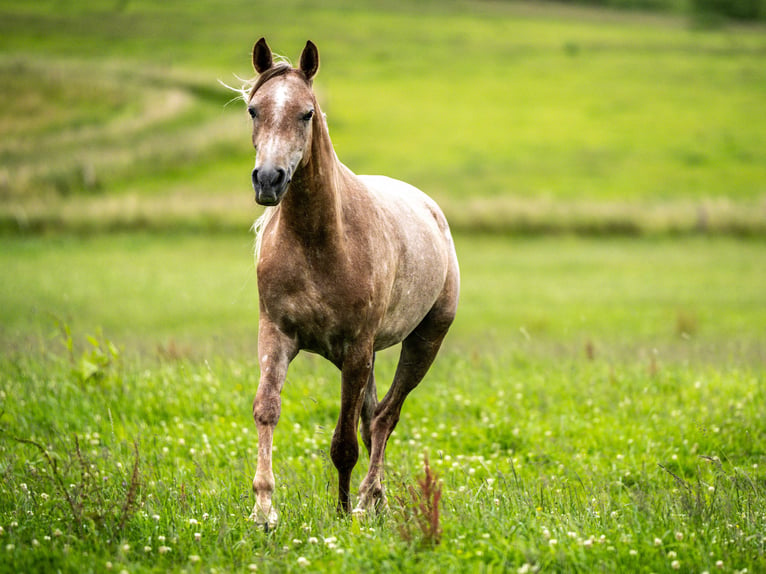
(356, 290, 457, 512)
(360, 353, 378, 457)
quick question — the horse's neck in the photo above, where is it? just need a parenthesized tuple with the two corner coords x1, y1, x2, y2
(280, 118, 349, 251)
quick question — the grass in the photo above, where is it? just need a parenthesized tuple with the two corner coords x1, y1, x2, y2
(1, 0, 765, 234)
(0, 233, 764, 572)
(1, 0, 765, 571)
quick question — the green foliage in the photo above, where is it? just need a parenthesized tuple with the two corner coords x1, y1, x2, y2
(0, 233, 764, 572)
(1, 0, 765, 235)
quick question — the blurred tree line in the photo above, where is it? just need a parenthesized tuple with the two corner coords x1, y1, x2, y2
(558, 0, 765, 21)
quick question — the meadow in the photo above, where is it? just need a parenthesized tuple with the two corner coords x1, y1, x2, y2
(1, 0, 765, 572)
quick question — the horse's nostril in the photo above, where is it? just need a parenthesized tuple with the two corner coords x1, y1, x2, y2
(252, 168, 260, 185)
(273, 168, 285, 186)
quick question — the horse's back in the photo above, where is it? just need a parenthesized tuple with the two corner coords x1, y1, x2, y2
(357, 174, 459, 349)
(358, 175, 453, 245)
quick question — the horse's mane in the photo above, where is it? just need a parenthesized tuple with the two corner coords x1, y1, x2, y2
(253, 206, 277, 262)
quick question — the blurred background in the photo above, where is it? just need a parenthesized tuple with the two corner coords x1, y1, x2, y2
(1, 0, 764, 356)
(1, 0, 764, 234)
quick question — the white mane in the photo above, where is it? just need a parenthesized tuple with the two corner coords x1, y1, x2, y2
(253, 206, 278, 262)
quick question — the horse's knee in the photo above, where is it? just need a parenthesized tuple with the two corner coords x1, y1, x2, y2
(252, 394, 280, 427)
(330, 434, 359, 473)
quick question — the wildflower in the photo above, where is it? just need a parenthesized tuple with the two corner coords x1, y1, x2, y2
(5, 544, 15, 552)
(671, 560, 680, 570)
(189, 555, 200, 563)
(144, 546, 152, 553)
(194, 532, 201, 542)
(202, 513, 210, 520)
(668, 551, 677, 559)
(53, 529, 62, 538)
(40, 493, 49, 500)
(518, 564, 532, 574)
(675, 532, 684, 541)
(105, 562, 112, 570)
(308, 537, 318, 544)
(629, 549, 638, 556)
(248, 564, 258, 571)
(189, 518, 199, 526)
(716, 561, 724, 569)
(654, 537, 662, 546)
(32, 539, 39, 547)
(20, 483, 28, 492)
(121, 543, 130, 552)
(152, 514, 160, 522)
(158, 545, 171, 554)
(549, 539, 558, 546)
(158, 535, 166, 543)
(297, 557, 310, 567)
(292, 539, 302, 545)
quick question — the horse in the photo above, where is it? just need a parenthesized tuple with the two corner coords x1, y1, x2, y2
(244, 38, 459, 530)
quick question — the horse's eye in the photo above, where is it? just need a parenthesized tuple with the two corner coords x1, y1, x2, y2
(302, 109, 314, 122)
(248, 107, 258, 119)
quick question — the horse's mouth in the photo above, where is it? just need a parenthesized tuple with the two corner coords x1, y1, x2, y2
(254, 185, 289, 206)
(253, 166, 291, 206)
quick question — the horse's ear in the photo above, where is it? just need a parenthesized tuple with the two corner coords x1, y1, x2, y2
(299, 40, 319, 81)
(253, 37, 273, 74)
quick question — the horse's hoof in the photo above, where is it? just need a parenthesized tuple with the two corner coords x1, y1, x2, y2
(249, 504, 278, 531)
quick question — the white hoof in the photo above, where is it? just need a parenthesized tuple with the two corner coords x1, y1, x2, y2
(249, 503, 278, 532)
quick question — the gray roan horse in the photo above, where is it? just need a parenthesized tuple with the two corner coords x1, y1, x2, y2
(245, 38, 459, 529)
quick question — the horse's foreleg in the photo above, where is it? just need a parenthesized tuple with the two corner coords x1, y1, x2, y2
(250, 320, 296, 530)
(331, 346, 374, 514)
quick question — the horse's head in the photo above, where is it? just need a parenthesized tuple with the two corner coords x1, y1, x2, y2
(247, 38, 319, 206)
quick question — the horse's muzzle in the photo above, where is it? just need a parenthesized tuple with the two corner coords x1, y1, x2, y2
(253, 167, 290, 206)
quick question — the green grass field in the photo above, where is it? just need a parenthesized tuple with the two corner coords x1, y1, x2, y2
(1, 0, 765, 233)
(1, 0, 765, 572)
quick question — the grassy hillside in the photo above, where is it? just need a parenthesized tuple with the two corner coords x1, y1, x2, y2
(0, 233, 764, 573)
(1, 0, 765, 234)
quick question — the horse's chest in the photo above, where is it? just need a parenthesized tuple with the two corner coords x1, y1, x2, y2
(258, 262, 374, 350)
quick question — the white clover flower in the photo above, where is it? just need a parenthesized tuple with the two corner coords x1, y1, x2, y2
(40, 493, 49, 500)
(716, 560, 724, 569)
(144, 546, 152, 553)
(297, 557, 310, 567)
(629, 549, 638, 556)
(194, 532, 201, 542)
(654, 537, 663, 546)
(189, 555, 200, 563)
(152, 514, 160, 521)
(308, 537, 318, 544)
(121, 543, 130, 552)
(671, 560, 680, 570)
(158, 546, 171, 554)
(549, 539, 558, 546)
(20, 483, 28, 492)
(158, 535, 166, 543)
(189, 518, 198, 526)
(668, 551, 677, 559)
(292, 539, 303, 545)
